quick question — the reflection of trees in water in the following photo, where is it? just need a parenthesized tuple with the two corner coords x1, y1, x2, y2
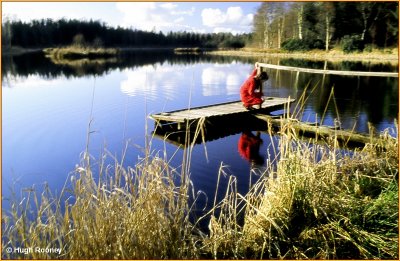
(314, 75, 398, 129)
(3, 51, 397, 131)
(280, 58, 397, 72)
(269, 68, 398, 132)
(2, 50, 257, 79)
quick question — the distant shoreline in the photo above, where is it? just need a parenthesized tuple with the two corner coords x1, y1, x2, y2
(205, 48, 399, 63)
(3, 46, 398, 64)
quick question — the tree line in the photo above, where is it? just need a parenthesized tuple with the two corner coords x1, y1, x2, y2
(2, 2, 398, 52)
(251, 2, 398, 52)
(2, 18, 250, 49)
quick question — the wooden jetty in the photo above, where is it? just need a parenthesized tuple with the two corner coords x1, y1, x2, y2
(152, 112, 268, 147)
(257, 62, 399, 78)
(150, 97, 392, 149)
(150, 96, 295, 129)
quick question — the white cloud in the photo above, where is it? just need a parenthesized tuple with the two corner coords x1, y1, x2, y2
(201, 8, 224, 27)
(245, 14, 254, 24)
(160, 3, 177, 10)
(226, 7, 243, 23)
(171, 7, 195, 16)
(201, 6, 245, 27)
(201, 6, 253, 34)
(116, 2, 157, 31)
(116, 2, 198, 32)
(2, 2, 255, 34)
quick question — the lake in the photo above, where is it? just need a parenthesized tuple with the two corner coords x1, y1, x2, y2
(2, 50, 398, 215)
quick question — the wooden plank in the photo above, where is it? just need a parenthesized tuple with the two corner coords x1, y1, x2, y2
(258, 62, 398, 78)
(253, 114, 391, 148)
(150, 97, 294, 123)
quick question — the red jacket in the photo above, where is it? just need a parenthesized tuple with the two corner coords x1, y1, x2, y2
(240, 69, 263, 107)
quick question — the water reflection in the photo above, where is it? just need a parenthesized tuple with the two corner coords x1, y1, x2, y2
(2, 50, 256, 80)
(201, 63, 245, 96)
(238, 131, 264, 165)
(265, 69, 398, 131)
(280, 58, 397, 72)
(3, 51, 398, 134)
(3, 50, 398, 134)
(119, 62, 251, 100)
(120, 65, 185, 100)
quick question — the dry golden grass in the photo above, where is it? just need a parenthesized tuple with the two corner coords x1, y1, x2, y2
(207, 47, 398, 63)
(43, 46, 119, 60)
(204, 119, 398, 259)
(2, 150, 201, 259)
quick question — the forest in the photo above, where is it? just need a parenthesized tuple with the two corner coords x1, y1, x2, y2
(251, 2, 398, 51)
(2, 2, 398, 52)
(2, 18, 250, 49)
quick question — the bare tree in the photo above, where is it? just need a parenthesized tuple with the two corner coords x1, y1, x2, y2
(291, 2, 304, 40)
(316, 2, 335, 51)
(252, 2, 288, 49)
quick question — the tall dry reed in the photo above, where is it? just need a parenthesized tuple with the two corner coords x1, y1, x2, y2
(2, 148, 201, 259)
(204, 117, 398, 259)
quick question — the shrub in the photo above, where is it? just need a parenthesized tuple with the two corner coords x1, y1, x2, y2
(282, 39, 325, 52)
(219, 39, 245, 49)
(310, 39, 324, 50)
(282, 39, 309, 51)
(341, 35, 365, 53)
(363, 44, 374, 53)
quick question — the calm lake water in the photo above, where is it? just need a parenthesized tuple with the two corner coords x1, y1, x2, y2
(2, 50, 398, 214)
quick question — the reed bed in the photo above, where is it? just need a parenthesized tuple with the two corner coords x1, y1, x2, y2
(2, 117, 398, 259)
(204, 121, 398, 259)
(2, 150, 201, 259)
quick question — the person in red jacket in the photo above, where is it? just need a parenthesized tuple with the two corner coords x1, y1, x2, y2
(240, 63, 269, 110)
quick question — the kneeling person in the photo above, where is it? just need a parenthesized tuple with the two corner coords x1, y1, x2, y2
(240, 64, 269, 110)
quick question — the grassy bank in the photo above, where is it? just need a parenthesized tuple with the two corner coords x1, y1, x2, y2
(207, 47, 399, 63)
(43, 46, 119, 60)
(4, 45, 398, 64)
(2, 119, 398, 259)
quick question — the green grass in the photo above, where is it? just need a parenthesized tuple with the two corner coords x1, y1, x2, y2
(2, 117, 398, 259)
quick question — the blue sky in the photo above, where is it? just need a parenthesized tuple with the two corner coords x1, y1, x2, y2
(2, 2, 262, 34)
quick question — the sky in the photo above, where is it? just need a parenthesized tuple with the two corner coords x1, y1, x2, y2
(2, 2, 262, 34)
